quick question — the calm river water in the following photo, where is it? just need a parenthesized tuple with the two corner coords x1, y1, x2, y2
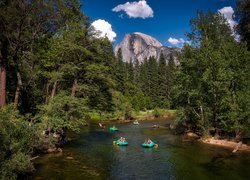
(32, 120, 250, 180)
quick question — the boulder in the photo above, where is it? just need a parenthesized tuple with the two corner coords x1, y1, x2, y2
(186, 132, 200, 139)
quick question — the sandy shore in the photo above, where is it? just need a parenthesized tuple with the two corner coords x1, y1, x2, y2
(202, 138, 250, 153)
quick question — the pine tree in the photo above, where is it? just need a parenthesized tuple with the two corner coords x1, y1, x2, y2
(166, 54, 176, 108)
(157, 52, 169, 108)
(146, 56, 159, 107)
(115, 48, 126, 94)
(236, 0, 250, 49)
(133, 58, 140, 84)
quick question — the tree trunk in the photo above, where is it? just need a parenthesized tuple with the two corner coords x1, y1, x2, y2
(71, 79, 78, 97)
(0, 39, 8, 108)
(0, 65, 6, 107)
(14, 71, 23, 108)
(45, 81, 50, 104)
(51, 81, 57, 99)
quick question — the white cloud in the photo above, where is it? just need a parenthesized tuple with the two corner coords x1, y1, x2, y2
(112, 0, 153, 19)
(218, 6, 237, 31)
(167, 37, 189, 47)
(91, 19, 116, 42)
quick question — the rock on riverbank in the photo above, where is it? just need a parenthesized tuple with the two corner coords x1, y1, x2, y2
(202, 138, 250, 153)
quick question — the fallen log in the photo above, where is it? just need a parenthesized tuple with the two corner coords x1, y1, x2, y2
(31, 156, 39, 161)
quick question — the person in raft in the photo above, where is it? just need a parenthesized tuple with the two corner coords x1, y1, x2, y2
(120, 137, 125, 142)
(145, 138, 151, 144)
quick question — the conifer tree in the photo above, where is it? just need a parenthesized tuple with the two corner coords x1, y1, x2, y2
(157, 52, 169, 108)
(236, 0, 250, 49)
(166, 54, 176, 107)
(115, 48, 126, 94)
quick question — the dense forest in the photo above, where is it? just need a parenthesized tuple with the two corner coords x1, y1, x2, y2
(0, 0, 249, 179)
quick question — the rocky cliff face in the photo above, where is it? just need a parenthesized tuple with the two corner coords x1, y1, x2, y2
(115, 32, 179, 63)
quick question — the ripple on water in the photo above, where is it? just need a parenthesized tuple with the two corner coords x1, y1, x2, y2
(32, 120, 250, 180)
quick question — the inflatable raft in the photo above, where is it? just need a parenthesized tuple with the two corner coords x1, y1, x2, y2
(114, 139, 128, 146)
(142, 141, 155, 148)
(109, 127, 118, 131)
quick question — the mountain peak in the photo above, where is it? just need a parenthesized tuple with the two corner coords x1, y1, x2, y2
(115, 32, 178, 63)
(132, 32, 163, 47)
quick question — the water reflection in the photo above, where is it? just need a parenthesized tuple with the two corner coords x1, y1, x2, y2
(114, 145, 127, 152)
(33, 120, 250, 180)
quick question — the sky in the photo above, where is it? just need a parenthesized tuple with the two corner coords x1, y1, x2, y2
(81, 0, 237, 47)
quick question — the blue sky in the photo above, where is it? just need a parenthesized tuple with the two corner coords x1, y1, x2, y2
(81, 0, 237, 47)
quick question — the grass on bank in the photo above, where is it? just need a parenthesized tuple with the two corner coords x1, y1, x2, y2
(88, 108, 177, 122)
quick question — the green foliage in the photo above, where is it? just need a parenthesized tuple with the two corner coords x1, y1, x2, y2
(188, 10, 234, 45)
(152, 107, 163, 118)
(112, 91, 133, 119)
(175, 10, 250, 137)
(0, 105, 34, 155)
(144, 57, 159, 107)
(114, 48, 126, 94)
(0, 105, 35, 179)
(0, 152, 34, 180)
(38, 93, 88, 133)
(128, 88, 151, 111)
(236, 0, 250, 50)
(113, 49, 177, 111)
(157, 53, 169, 108)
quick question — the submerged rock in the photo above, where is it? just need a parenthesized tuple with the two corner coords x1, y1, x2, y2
(47, 148, 63, 153)
(66, 156, 74, 160)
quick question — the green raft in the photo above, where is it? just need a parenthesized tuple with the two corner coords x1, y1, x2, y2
(142, 141, 155, 148)
(115, 139, 128, 146)
(109, 127, 118, 131)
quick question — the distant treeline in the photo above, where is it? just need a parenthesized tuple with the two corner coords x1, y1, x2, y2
(114, 49, 176, 111)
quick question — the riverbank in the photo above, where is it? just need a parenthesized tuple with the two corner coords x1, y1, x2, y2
(183, 132, 250, 153)
(201, 137, 250, 153)
(134, 109, 176, 121)
(89, 109, 177, 123)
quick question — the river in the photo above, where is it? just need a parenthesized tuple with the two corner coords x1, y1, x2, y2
(32, 120, 250, 180)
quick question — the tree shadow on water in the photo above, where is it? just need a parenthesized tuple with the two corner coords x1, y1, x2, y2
(200, 154, 234, 175)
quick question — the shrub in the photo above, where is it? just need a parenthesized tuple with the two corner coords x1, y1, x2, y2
(37, 92, 88, 133)
(0, 105, 35, 179)
(152, 108, 162, 118)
